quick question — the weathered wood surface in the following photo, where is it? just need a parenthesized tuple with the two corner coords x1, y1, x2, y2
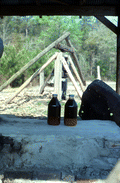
(6, 52, 58, 104)
(68, 55, 85, 92)
(39, 70, 44, 89)
(65, 37, 86, 86)
(54, 53, 62, 100)
(0, 32, 70, 92)
(55, 43, 74, 53)
(62, 56, 82, 99)
(39, 69, 54, 94)
(79, 79, 120, 126)
(97, 65, 101, 80)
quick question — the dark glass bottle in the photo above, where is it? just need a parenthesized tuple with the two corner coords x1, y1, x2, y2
(64, 95, 78, 126)
(47, 94, 61, 125)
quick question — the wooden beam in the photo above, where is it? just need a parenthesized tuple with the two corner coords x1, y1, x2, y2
(61, 56, 82, 100)
(0, 32, 70, 92)
(55, 43, 74, 53)
(97, 65, 101, 80)
(116, 16, 120, 94)
(40, 69, 54, 94)
(54, 53, 62, 100)
(68, 55, 85, 92)
(65, 37, 86, 86)
(49, 0, 68, 5)
(95, 16, 118, 34)
(0, 5, 119, 16)
(39, 70, 44, 89)
(6, 52, 58, 104)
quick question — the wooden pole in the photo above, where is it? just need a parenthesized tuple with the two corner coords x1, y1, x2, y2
(55, 43, 74, 53)
(68, 55, 85, 92)
(116, 16, 120, 94)
(65, 37, 86, 86)
(6, 52, 58, 104)
(39, 70, 44, 89)
(54, 53, 62, 100)
(61, 56, 82, 100)
(0, 32, 70, 92)
(40, 69, 54, 94)
(97, 65, 101, 80)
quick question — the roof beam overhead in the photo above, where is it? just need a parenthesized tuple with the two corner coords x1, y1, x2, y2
(95, 16, 118, 34)
(48, 0, 68, 5)
(0, 5, 119, 16)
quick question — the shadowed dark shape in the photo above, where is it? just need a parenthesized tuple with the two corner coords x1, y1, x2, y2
(79, 79, 120, 126)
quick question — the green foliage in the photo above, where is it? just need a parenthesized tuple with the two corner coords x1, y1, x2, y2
(0, 15, 117, 86)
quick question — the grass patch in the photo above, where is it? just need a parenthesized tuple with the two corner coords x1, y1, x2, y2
(37, 102, 42, 106)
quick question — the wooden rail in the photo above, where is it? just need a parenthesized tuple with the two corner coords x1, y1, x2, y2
(0, 32, 70, 92)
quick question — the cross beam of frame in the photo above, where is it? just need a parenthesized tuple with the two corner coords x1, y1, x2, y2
(95, 16, 118, 34)
(95, 16, 120, 94)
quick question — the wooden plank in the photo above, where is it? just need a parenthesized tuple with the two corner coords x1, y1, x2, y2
(0, 32, 70, 92)
(61, 56, 82, 100)
(116, 16, 120, 94)
(65, 37, 86, 86)
(39, 70, 44, 89)
(6, 52, 58, 104)
(0, 5, 118, 16)
(68, 55, 85, 92)
(95, 16, 118, 34)
(54, 53, 62, 100)
(40, 69, 54, 94)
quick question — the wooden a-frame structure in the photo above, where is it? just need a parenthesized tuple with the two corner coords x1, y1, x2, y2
(0, 32, 85, 103)
(1, 1, 120, 94)
(39, 52, 84, 100)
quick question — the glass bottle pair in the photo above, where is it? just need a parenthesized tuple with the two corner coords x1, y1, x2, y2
(47, 94, 77, 126)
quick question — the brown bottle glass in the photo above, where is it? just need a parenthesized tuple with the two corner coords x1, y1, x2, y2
(64, 95, 77, 126)
(47, 94, 61, 125)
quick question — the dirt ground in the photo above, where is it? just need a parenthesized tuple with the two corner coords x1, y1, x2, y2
(0, 80, 116, 118)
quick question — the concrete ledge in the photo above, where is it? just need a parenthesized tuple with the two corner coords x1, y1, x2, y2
(0, 115, 120, 180)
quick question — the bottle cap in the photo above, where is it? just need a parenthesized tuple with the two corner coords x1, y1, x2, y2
(52, 94, 57, 97)
(69, 94, 74, 99)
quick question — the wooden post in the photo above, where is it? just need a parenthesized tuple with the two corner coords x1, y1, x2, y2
(116, 16, 120, 94)
(67, 55, 85, 92)
(54, 53, 62, 100)
(6, 52, 58, 104)
(39, 70, 44, 89)
(97, 65, 101, 80)
(0, 32, 70, 92)
(61, 56, 82, 100)
(65, 37, 86, 86)
(40, 69, 54, 94)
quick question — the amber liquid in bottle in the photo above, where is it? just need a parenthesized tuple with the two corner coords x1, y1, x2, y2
(64, 95, 77, 126)
(47, 94, 61, 125)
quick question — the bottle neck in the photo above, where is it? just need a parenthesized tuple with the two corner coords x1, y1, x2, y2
(69, 95, 74, 100)
(52, 94, 58, 98)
